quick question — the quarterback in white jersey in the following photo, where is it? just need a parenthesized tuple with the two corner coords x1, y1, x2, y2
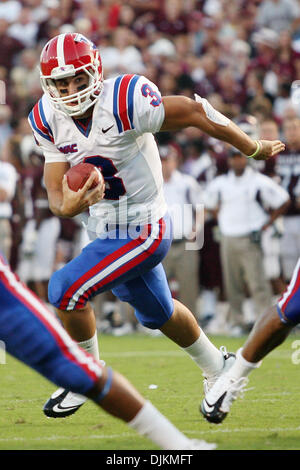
(28, 33, 285, 418)
(29, 73, 167, 232)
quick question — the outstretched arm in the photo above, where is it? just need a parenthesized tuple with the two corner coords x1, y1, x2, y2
(160, 96, 285, 160)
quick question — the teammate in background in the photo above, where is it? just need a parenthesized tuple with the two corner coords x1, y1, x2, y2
(28, 33, 284, 417)
(200, 256, 300, 425)
(0, 254, 215, 450)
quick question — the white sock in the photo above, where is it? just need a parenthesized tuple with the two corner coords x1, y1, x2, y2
(182, 331, 223, 377)
(226, 348, 262, 380)
(78, 331, 100, 361)
(128, 401, 190, 450)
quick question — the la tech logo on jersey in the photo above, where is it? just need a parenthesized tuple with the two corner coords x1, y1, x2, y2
(59, 143, 78, 154)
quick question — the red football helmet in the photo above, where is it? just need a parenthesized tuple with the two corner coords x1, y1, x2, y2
(40, 33, 103, 117)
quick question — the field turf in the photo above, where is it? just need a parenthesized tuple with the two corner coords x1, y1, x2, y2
(0, 333, 300, 451)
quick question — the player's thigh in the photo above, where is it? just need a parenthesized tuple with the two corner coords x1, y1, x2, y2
(48, 217, 171, 311)
(112, 263, 174, 329)
(0, 274, 101, 393)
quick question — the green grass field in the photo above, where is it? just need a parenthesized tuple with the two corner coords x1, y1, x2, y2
(1, 332, 300, 451)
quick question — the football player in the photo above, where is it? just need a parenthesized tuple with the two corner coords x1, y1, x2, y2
(200, 261, 300, 423)
(0, 253, 215, 450)
(28, 33, 284, 417)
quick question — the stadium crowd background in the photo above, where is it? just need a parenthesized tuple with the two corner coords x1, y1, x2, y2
(1, 0, 300, 336)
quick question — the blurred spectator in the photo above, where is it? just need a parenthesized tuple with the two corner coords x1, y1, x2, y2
(204, 149, 289, 335)
(276, 116, 300, 281)
(26, 0, 49, 24)
(154, 0, 188, 37)
(276, 30, 300, 83)
(127, 0, 161, 15)
(148, 38, 176, 59)
(76, 0, 108, 39)
(251, 28, 279, 72)
(229, 40, 251, 81)
(0, 0, 21, 23)
(10, 48, 40, 101)
(203, 0, 222, 17)
(118, 4, 136, 28)
(2, 116, 34, 172)
(273, 81, 294, 121)
(245, 69, 274, 118)
(36, 0, 63, 43)
(216, 67, 246, 117)
(0, 18, 24, 72)
(0, 159, 18, 261)
(193, 54, 218, 98)
(100, 26, 145, 76)
(72, 17, 91, 39)
(256, 0, 300, 32)
(8, 6, 38, 48)
(258, 119, 290, 295)
(17, 152, 60, 303)
(234, 114, 287, 296)
(179, 133, 228, 328)
(161, 143, 203, 317)
(0, 104, 12, 152)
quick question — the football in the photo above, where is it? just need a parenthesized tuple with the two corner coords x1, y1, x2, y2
(65, 163, 103, 192)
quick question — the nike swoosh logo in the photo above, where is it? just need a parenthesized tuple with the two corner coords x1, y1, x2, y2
(102, 125, 114, 134)
(203, 400, 215, 413)
(52, 403, 81, 413)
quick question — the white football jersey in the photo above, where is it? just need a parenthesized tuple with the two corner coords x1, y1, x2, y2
(28, 74, 167, 235)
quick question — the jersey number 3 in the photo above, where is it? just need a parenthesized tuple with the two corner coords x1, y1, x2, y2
(84, 156, 126, 200)
(141, 83, 161, 107)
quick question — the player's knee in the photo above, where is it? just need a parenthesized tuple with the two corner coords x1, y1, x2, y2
(48, 271, 65, 308)
(135, 305, 173, 330)
(139, 317, 162, 329)
(277, 304, 300, 326)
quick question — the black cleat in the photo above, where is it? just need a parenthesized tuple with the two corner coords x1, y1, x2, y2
(200, 393, 228, 424)
(43, 388, 87, 418)
(200, 375, 249, 424)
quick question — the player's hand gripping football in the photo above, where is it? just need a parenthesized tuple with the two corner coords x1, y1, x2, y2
(251, 139, 285, 160)
(61, 171, 105, 217)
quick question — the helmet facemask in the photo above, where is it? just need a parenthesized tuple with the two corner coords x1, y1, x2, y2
(40, 51, 103, 117)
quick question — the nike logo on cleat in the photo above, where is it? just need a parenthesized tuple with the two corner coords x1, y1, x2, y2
(203, 401, 215, 413)
(52, 404, 81, 413)
(102, 125, 114, 133)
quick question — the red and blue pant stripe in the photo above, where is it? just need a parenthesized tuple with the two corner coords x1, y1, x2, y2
(48, 214, 174, 329)
(0, 256, 103, 394)
(277, 257, 300, 325)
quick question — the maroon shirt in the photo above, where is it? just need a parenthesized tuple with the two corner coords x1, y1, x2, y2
(0, 34, 24, 71)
